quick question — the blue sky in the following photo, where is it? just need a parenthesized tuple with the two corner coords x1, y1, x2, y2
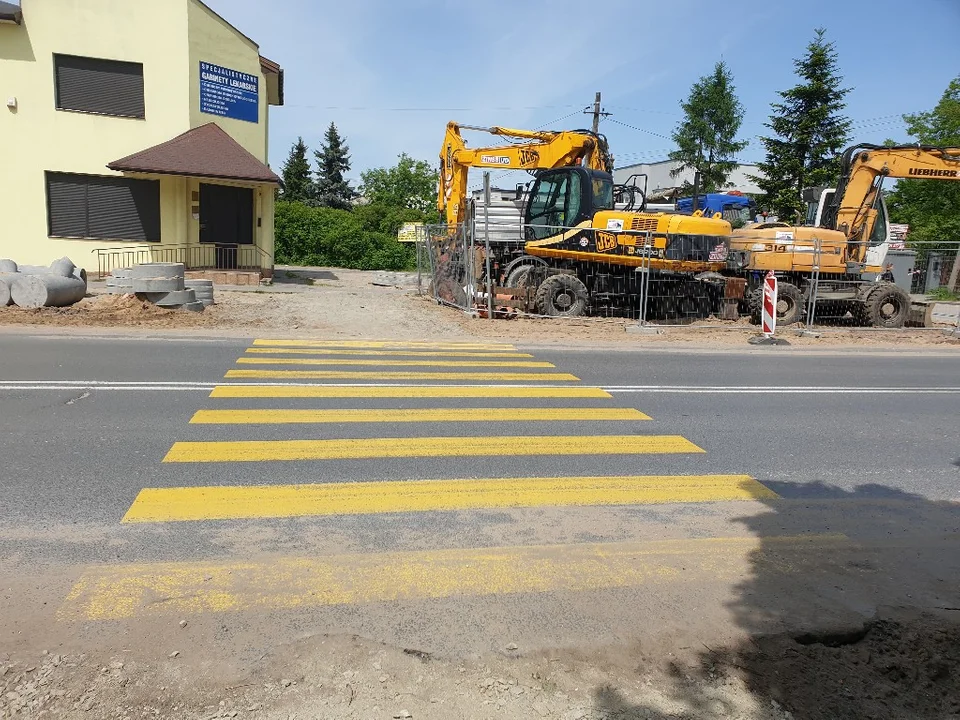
(208, 0, 960, 187)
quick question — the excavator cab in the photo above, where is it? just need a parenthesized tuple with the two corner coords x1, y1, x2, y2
(523, 167, 615, 240)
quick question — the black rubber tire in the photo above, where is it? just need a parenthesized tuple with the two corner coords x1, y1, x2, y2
(864, 284, 910, 328)
(775, 282, 803, 326)
(748, 286, 763, 325)
(747, 282, 801, 326)
(534, 274, 588, 317)
(505, 265, 532, 289)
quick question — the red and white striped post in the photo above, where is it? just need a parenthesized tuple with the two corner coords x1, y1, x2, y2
(762, 270, 778, 337)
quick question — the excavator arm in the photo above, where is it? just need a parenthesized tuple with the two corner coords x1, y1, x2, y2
(438, 122, 613, 225)
(822, 144, 960, 251)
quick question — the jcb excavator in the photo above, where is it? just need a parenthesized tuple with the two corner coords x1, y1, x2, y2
(728, 144, 960, 327)
(438, 121, 732, 316)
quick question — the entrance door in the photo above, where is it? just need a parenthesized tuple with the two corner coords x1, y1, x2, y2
(199, 184, 254, 269)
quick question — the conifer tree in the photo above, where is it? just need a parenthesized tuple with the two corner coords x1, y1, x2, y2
(751, 28, 851, 220)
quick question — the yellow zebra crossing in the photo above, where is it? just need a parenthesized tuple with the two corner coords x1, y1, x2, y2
(59, 338, 782, 621)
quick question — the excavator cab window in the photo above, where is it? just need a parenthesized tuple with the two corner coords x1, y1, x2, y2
(525, 170, 582, 240)
(869, 194, 889, 244)
(591, 174, 615, 211)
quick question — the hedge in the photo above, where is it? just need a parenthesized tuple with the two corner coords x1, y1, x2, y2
(274, 201, 423, 271)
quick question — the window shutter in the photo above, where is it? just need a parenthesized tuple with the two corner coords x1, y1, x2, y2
(88, 177, 160, 241)
(46, 173, 160, 241)
(55, 55, 145, 119)
(46, 173, 88, 238)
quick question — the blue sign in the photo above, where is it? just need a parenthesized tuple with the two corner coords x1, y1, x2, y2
(199, 61, 259, 124)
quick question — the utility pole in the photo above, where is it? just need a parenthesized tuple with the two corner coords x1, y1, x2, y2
(584, 92, 611, 133)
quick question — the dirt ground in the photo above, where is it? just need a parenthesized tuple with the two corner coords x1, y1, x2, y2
(3, 609, 958, 719)
(0, 267, 957, 351)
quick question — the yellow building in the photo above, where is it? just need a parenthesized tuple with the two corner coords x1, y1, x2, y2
(0, 0, 284, 278)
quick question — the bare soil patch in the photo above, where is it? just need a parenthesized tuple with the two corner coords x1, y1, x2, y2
(1, 269, 957, 350)
(4, 611, 958, 719)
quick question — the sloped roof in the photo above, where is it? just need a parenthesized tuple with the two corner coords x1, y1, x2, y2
(107, 123, 280, 184)
(0, 1, 22, 24)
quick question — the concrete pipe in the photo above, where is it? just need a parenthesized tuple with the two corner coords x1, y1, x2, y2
(49, 257, 76, 278)
(11, 274, 87, 308)
(0, 277, 11, 306)
(130, 263, 185, 279)
(16, 265, 50, 275)
(136, 289, 198, 306)
(0, 259, 17, 273)
(132, 277, 186, 293)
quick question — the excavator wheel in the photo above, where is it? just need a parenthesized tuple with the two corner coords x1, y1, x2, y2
(864, 284, 910, 328)
(505, 265, 532, 289)
(748, 282, 802, 326)
(535, 274, 588, 317)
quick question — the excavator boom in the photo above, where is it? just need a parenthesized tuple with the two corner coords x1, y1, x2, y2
(438, 121, 613, 225)
(823, 144, 960, 246)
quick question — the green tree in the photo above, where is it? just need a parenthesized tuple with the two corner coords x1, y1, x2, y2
(668, 61, 748, 193)
(279, 137, 313, 204)
(885, 75, 960, 288)
(313, 122, 355, 210)
(360, 153, 438, 215)
(751, 28, 852, 221)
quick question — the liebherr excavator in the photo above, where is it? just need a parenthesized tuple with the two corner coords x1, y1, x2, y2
(438, 121, 732, 316)
(728, 144, 960, 327)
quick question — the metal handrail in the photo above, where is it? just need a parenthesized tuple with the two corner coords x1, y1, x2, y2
(93, 242, 273, 278)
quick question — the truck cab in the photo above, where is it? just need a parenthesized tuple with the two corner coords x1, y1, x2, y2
(676, 193, 757, 227)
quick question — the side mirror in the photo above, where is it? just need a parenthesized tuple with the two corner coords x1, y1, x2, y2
(515, 184, 524, 200)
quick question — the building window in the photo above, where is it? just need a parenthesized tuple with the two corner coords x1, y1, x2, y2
(46, 173, 161, 242)
(54, 54, 145, 119)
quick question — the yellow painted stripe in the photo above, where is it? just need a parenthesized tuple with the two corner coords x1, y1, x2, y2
(224, 370, 580, 382)
(123, 475, 775, 523)
(235, 357, 556, 368)
(189, 407, 651, 424)
(252, 340, 515, 350)
(162, 435, 704, 463)
(59, 534, 848, 620)
(245, 348, 535, 358)
(210, 385, 612, 399)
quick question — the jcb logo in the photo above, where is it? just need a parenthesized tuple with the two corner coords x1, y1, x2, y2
(519, 148, 540, 166)
(595, 232, 617, 252)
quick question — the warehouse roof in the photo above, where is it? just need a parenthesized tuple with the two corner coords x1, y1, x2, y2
(107, 123, 280, 184)
(0, 1, 22, 24)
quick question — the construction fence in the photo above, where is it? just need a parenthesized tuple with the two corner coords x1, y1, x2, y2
(416, 218, 960, 333)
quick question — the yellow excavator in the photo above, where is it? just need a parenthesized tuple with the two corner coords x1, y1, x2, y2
(438, 121, 732, 316)
(728, 144, 960, 327)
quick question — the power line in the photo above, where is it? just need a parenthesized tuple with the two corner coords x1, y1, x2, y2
(605, 118, 672, 141)
(282, 103, 584, 112)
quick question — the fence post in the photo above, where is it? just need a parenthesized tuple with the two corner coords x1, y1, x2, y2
(483, 172, 493, 321)
(801, 237, 822, 336)
(463, 220, 474, 312)
(415, 226, 422, 296)
(627, 231, 661, 335)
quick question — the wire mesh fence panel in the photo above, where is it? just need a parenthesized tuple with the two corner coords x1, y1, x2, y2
(419, 216, 960, 333)
(420, 223, 474, 310)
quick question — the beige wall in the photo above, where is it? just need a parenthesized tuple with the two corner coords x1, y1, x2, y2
(187, 0, 267, 162)
(0, 0, 276, 272)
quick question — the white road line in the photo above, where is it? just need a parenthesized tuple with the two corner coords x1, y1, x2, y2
(1, 381, 959, 394)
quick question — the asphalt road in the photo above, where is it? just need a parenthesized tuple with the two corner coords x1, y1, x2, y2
(1, 332, 958, 668)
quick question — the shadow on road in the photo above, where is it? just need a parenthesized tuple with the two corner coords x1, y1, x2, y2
(590, 481, 960, 719)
